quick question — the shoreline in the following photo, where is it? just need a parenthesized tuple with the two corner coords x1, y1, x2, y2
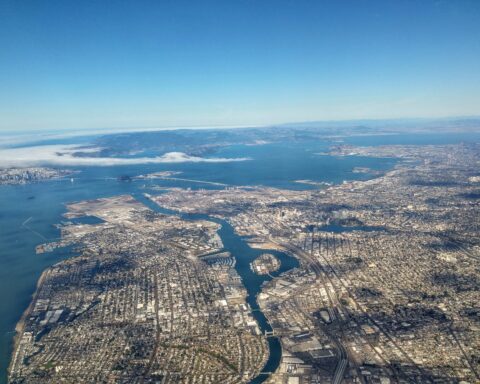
(7, 268, 49, 377)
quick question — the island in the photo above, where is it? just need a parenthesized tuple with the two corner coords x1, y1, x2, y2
(9, 142, 480, 384)
(9, 195, 267, 383)
(250, 253, 280, 275)
(146, 142, 480, 384)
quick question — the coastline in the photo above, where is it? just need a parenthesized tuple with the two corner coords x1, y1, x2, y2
(8, 268, 49, 377)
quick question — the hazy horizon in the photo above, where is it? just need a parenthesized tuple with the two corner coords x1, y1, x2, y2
(1, 114, 480, 137)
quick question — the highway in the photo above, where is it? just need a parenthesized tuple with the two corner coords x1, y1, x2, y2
(271, 239, 349, 384)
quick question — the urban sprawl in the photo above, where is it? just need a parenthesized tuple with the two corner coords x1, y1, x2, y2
(9, 142, 480, 384)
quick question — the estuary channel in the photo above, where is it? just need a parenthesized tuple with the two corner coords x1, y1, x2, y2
(137, 194, 300, 383)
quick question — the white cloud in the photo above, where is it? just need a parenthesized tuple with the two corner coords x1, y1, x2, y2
(0, 144, 251, 167)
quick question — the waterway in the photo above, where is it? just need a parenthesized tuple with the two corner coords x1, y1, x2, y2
(212, 218, 298, 383)
(137, 193, 299, 383)
(1, 132, 479, 382)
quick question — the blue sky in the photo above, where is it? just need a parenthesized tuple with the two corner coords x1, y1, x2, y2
(1, 0, 479, 131)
